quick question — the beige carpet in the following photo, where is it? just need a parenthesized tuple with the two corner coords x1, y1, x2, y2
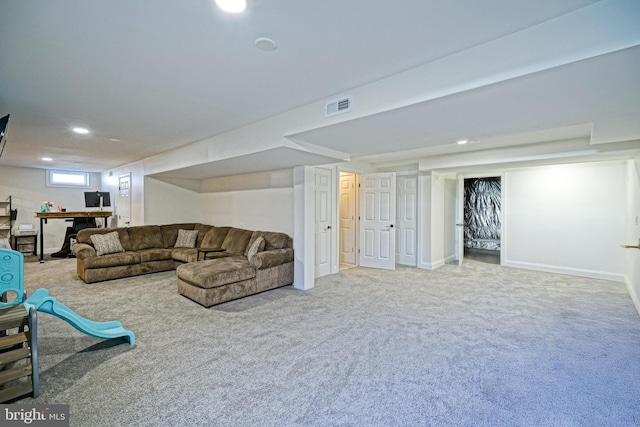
(14, 257, 640, 426)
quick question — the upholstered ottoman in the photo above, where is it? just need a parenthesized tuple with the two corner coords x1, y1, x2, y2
(176, 257, 258, 307)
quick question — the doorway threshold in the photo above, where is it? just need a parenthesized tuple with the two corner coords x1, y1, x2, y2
(464, 248, 500, 265)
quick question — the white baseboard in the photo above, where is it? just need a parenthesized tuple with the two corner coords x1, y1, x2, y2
(445, 254, 457, 264)
(625, 276, 640, 318)
(418, 258, 446, 270)
(502, 260, 625, 282)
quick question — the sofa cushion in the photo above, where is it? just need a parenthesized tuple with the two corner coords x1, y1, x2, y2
(161, 223, 195, 248)
(248, 248, 294, 269)
(221, 228, 253, 255)
(175, 229, 198, 248)
(201, 227, 231, 248)
(77, 227, 132, 251)
(176, 257, 255, 289)
(171, 248, 199, 263)
(90, 231, 125, 256)
(138, 248, 174, 263)
(82, 251, 141, 269)
(194, 223, 214, 247)
(249, 231, 292, 251)
(127, 225, 164, 251)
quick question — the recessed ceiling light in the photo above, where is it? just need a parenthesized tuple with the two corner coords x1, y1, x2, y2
(456, 140, 468, 145)
(215, 0, 246, 13)
(42, 157, 52, 161)
(72, 127, 90, 135)
(254, 37, 277, 51)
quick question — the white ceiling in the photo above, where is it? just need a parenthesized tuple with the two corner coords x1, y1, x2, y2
(0, 0, 639, 178)
(292, 45, 640, 162)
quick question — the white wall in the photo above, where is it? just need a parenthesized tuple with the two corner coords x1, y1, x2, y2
(199, 188, 293, 233)
(101, 164, 294, 233)
(199, 169, 294, 234)
(625, 155, 640, 316)
(503, 161, 626, 281)
(143, 177, 201, 225)
(0, 166, 101, 253)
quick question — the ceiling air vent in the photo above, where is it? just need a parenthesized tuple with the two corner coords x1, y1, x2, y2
(325, 96, 352, 117)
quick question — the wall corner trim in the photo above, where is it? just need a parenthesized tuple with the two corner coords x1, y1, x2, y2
(624, 276, 640, 319)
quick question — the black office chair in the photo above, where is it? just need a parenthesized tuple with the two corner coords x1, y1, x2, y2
(51, 218, 97, 258)
(72, 218, 97, 232)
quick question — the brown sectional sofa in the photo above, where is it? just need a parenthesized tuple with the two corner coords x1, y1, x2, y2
(72, 223, 294, 307)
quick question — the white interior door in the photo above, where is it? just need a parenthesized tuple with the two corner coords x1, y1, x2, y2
(359, 172, 396, 270)
(339, 173, 357, 265)
(118, 173, 131, 228)
(396, 175, 417, 266)
(315, 167, 333, 278)
(455, 174, 464, 266)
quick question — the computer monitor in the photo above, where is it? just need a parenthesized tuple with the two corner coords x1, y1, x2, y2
(84, 191, 111, 209)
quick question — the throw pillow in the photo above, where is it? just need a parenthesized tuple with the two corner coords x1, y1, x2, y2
(247, 236, 265, 262)
(90, 231, 125, 256)
(174, 229, 198, 248)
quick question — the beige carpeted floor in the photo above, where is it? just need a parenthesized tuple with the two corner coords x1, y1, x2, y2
(13, 257, 640, 426)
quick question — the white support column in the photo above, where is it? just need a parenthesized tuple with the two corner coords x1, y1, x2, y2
(293, 166, 315, 290)
(417, 171, 446, 270)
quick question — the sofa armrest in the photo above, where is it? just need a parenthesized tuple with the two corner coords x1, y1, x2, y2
(249, 248, 293, 269)
(72, 242, 97, 259)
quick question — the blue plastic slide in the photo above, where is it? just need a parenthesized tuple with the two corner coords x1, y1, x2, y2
(24, 288, 135, 346)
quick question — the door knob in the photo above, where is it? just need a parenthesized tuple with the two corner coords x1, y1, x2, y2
(327, 226, 332, 229)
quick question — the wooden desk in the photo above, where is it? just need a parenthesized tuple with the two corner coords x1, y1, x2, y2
(35, 211, 112, 263)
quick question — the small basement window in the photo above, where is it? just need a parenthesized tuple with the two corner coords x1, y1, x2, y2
(47, 170, 91, 188)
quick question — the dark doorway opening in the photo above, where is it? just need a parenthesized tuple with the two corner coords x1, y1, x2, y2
(464, 177, 501, 265)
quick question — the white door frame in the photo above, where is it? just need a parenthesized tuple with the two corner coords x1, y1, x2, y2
(456, 175, 465, 266)
(337, 168, 362, 271)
